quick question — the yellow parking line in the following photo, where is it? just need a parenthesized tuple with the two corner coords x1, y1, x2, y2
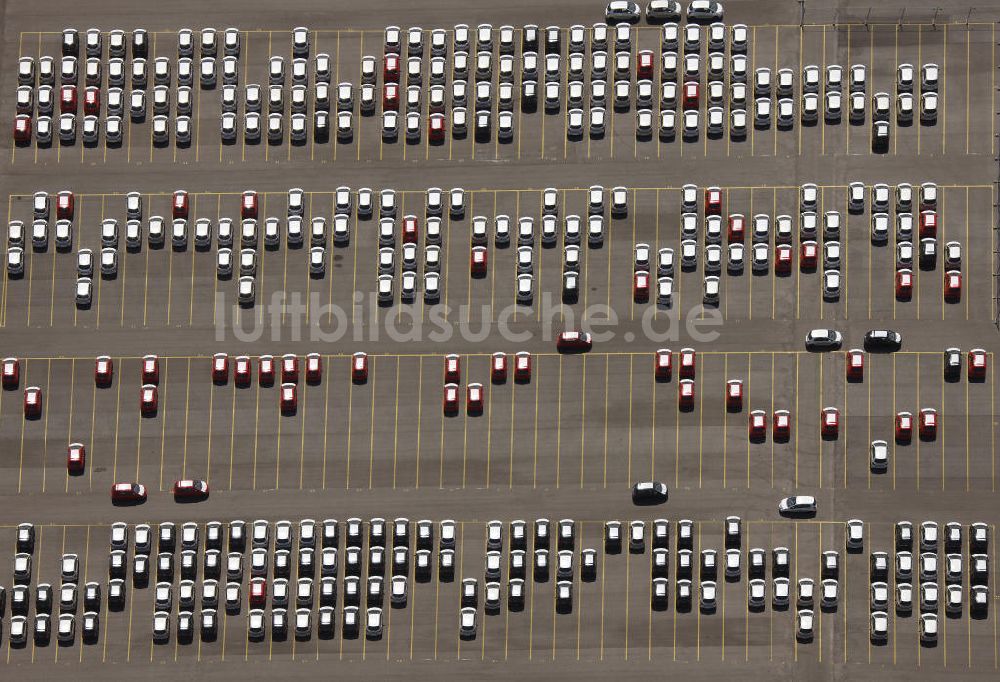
(942, 25, 947, 153)
(251, 364, 261, 489)
(226, 372, 238, 490)
(794, 355, 800, 486)
(367, 357, 378, 489)
(391, 359, 401, 488)
(356, 33, 364, 161)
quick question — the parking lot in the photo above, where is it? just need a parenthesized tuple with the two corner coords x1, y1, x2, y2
(0, 349, 993, 499)
(0, 517, 995, 672)
(1, 0, 999, 679)
(9, 21, 997, 167)
(2, 182, 992, 333)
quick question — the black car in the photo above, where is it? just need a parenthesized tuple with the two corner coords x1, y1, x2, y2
(474, 110, 491, 143)
(521, 80, 538, 113)
(943, 347, 961, 381)
(522, 25, 539, 53)
(864, 329, 902, 352)
(632, 480, 668, 505)
(872, 120, 889, 153)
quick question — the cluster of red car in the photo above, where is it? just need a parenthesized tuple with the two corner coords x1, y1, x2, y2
(442, 352, 533, 416)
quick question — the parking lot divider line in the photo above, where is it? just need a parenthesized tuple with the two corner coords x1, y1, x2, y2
(623, 548, 631, 660)
(392, 358, 400, 488)
(38, 361, 52, 493)
(916, 357, 921, 491)
(965, 187, 971, 320)
(251, 363, 261, 490)
(794, 355, 800, 487)
(966, 27, 972, 155)
(821, 27, 827, 156)
(942, 25, 948, 154)
(356, 34, 365, 161)
(696, 523, 702, 661)
(818, 357, 824, 488)
(650, 358, 656, 482)
(508, 362, 516, 490)
(992, 357, 996, 493)
(793, 524, 798, 662)
(992, 524, 998, 666)
(797, 28, 804, 156)
(624, 357, 631, 487)
(768, 352, 774, 486)
(533, 356, 541, 489)
(486, 368, 494, 490)
(437, 362, 446, 489)
(743, 354, 752, 488)
(366, 360, 377, 490)
(62, 360, 75, 493)
(721, 354, 730, 488)
(298, 375, 308, 490)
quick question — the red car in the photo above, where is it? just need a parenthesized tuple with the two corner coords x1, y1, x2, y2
(821, 406, 839, 439)
(280, 382, 297, 414)
(140, 384, 158, 415)
(59, 84, 77, 114)
(3, 357, 20, 389)
(241, 190, 258, 220)
(919, 210, 937, 239)
(383, 54, 400, 83)
(24, 386, 42, 418)
(111, 482, 147, 503)
(471, 246, 488, 276)
(467, 382, 484, 415)
(13, 115, 31, 144)
(212, 353, 229, 383)
(56, 191, 74, 221)
(636, 50, 654, 79)
(83, 87, 100, 116)
(846, 349, 864, 382)
(682, 81, 699, 110)
(249, 578, 267, 607)
(173, 479, 209, 499)
(919, 408, 937, 441)
(383, 83, 399, 110)
(775, 244, 792, 274)
(281, 354, 299, 383)
(800, 241, 818, 271)
(306, 353, 322, 384)
(679, 348, 696, 380)
(443, 383, 459, 415)
(895, 411, 913, 443)
(678, 379, 695, 410)
(633, 270, 650, 303)
(402, 215, 419, 243)
(726, 379, 743, 411)
(444, 354, 461, 383)
(727, 214, 745, 243)
(234, 355, 252, 387)
(514, 351, 531, 383)
(172, 190, 189, 220)
(352, 352, 368, 383)
(773, 410, 791, 442)
(944, 270, 961, 303)
(704, 187, 722, 216)
(67, 442, 86, 474)
(95, 355, 113, 387)
(491, 352, 507, 383)
(655, 348, 672, 381)
(259, 355, 275, 386)
(428, 113, 445, 142)
(142, 354, 159, 384)
(557, 331, 592, 352)
(968, 348, 987, 381)
(895, 269, 913, 301)
(748, 409, 767, 441)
